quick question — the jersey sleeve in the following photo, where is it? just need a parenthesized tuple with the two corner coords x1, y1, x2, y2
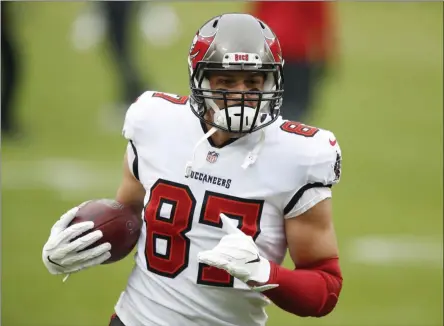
(125, 141, 139, 180)
(283, 130, 342, 218)
(122, 91, 155, 180)
(122, 91, 154, 142)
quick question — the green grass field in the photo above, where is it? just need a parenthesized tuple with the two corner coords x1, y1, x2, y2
(2, 2, 442, 326)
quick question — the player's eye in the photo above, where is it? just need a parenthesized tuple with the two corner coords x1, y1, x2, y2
(246, 78, 262, 85)
(219, 79, 235, 86)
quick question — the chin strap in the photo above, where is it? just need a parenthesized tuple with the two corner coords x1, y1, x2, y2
(185, 126, 218, 177)
(241, 129, 265, 169)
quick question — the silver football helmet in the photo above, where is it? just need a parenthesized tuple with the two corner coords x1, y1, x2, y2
(188, 13, 284, 134)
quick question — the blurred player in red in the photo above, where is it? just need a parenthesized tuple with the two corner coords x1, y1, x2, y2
(43, 13, 343, 326)
(250, 1, 338, 121)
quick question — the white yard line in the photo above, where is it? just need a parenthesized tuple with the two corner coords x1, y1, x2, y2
(347, 235, 443, 268)
(2, 158, 121, 199)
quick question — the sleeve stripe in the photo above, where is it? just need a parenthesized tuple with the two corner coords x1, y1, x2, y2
(129, 140, 140, 181)
(283, 182, 332, 215)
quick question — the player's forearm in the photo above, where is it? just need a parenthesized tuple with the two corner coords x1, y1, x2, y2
(121, 200, 144, 216)
(115, 178, 145, 215)
(115, 151, 146, 215)
(263, 257, 342, 317)
(115, 188, 144, 215)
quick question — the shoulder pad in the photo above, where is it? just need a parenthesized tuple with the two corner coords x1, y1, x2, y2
(122, 91, 155, 140)
(308, 129, 342, 186)
(122, 91, 189, 141)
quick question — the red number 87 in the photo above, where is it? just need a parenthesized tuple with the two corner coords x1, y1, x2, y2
(144, 179, 264, 288)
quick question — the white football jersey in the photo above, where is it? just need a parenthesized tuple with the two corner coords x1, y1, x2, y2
(114, 91, 342, 326)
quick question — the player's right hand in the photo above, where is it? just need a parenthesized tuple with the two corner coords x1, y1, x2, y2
(42, 206, 111, 275)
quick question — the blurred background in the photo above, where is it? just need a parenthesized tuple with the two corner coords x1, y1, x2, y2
(1, 1, 442, 326)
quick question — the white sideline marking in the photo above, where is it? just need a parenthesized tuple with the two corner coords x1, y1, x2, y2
(2, 159, 121, 199)
(347, 235, 443, 267)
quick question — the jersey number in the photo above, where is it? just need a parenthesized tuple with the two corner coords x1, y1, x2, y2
(152, 92, 189, 105)
(280, 121, 319, 137)
(144, 179, 263, 287)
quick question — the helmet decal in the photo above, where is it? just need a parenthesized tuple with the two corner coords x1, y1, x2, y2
(189, 32, 216, 70)
(265, 36, 283, 63)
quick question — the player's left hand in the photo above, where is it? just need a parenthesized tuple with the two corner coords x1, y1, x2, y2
(197, 213, 278, 292)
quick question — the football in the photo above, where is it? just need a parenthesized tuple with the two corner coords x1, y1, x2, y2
(69, 199, 142, 264)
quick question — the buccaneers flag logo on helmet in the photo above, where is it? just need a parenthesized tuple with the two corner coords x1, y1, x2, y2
(265, 36, 283, 63)
(189, 32, 216, 70)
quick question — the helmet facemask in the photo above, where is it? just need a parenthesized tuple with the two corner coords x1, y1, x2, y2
(190, 60, 284, 134)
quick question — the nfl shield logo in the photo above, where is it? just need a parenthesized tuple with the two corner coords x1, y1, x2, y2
(206, 151, 219, 163)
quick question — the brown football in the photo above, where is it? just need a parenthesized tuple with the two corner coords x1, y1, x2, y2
(68, 199, 142, 264)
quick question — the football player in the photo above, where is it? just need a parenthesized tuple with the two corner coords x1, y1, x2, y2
(43, 13, 343, 326)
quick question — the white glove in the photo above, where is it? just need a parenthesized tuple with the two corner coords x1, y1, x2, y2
(42, 206, 111, 276)
(198, 213, 278, 292)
